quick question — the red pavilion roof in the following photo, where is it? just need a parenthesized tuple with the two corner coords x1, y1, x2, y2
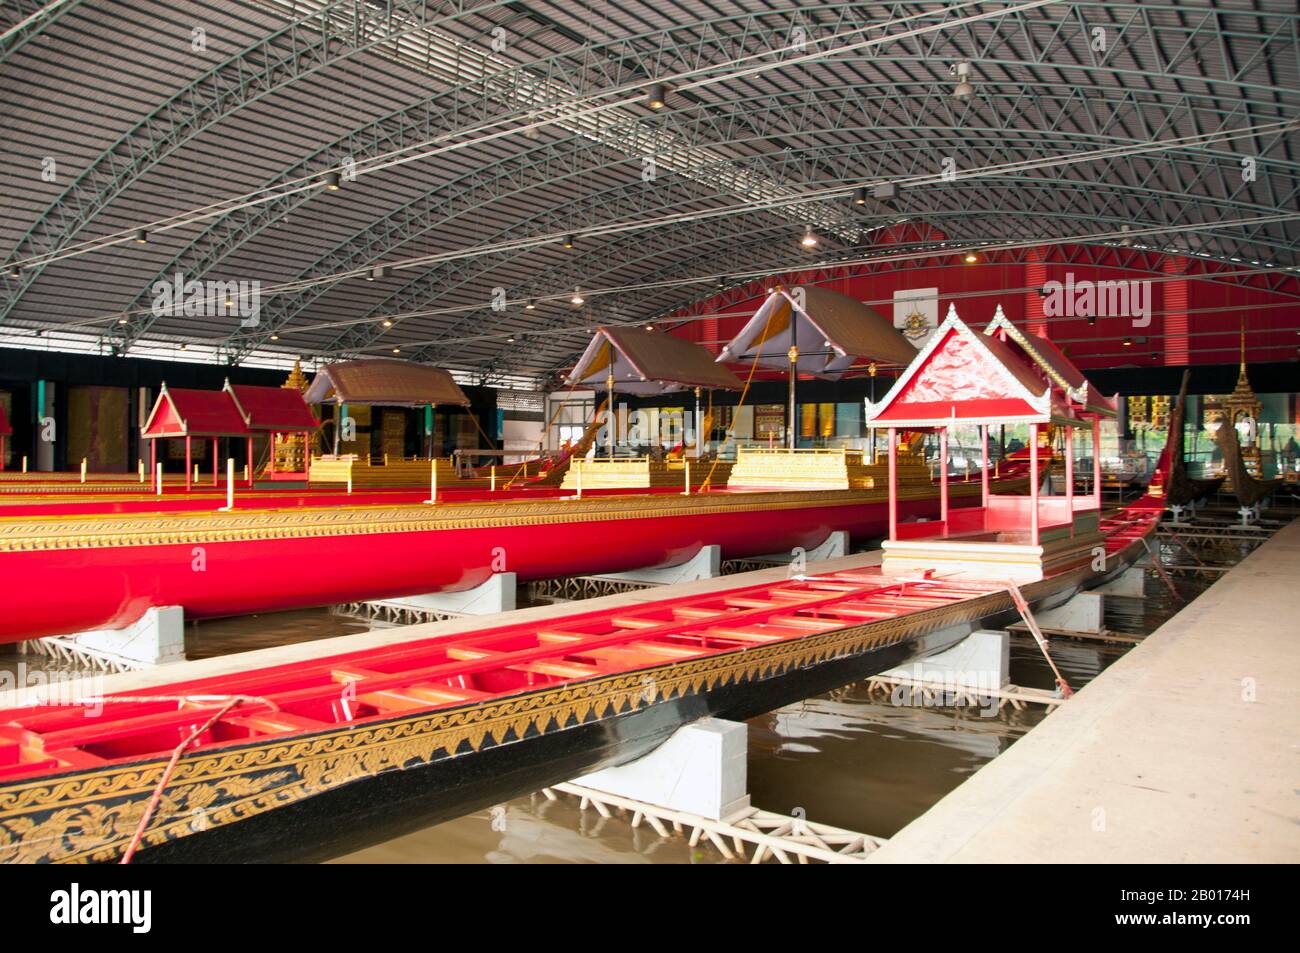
(865, 304, 1095, 428)
(225, 383, 320, 432)
(141, 385, 249, 438)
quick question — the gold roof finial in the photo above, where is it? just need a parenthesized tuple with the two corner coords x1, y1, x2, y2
(283, 360, 308, 392)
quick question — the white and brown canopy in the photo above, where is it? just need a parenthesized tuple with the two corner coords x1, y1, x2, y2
(568, 326, 742, 395)
(716, 285, 917, 379)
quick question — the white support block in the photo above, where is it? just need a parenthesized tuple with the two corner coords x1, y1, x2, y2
(879, 628, 1010, 692)
(369, 572, 517, 615)
(573, 717, 750, 821)
(40, 606, 187, 668)
(1096, 565, 1145, 598)
(594, 545, 721, 585)
(1033, 590, 1104, 634)
(756, 529, 850, 565)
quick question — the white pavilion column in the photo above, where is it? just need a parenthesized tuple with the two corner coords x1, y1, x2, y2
(1029, 423, 1040, 544)
(888, 427, 898, 542)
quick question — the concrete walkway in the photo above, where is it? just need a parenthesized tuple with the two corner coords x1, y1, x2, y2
(871, 518, 1300, 863)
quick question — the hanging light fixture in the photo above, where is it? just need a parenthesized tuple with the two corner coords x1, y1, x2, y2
(133, 228, 148, 244)
(392, 346, 402, 354)
(506, 335, 515, 343)
(117, 316, 128, 325)
(964, 252, 978, 263)
(381, 318, 393, 328)
(852, 187, 867, 205)
(324, 171, 341, 191)
(563, 234, 575, 249)
(524, 299, 536, 310)
(270, 333, 280, 341)
(952, 62, 975, 102)
(800, 226, 819, 248)
(646, 83, 667, 110)
(1122, 337, 1133, 347)
(570, 287, 585, 305)
(7, 264, 19, 278)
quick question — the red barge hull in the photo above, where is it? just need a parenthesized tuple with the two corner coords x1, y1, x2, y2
(0, 472, 1031, 642)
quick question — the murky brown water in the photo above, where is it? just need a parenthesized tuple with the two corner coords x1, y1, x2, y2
(0, 569, 1210, 864)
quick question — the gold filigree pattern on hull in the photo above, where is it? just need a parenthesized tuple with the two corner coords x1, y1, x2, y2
(0, 478, 1026, 553)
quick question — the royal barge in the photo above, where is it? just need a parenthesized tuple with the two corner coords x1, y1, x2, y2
(0, 304, 1160, 863)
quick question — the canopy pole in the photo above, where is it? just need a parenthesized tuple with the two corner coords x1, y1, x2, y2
(888, 427, 898, 541)
(694, 387, 702, 459)
(786, 336, 798, 451)
(939, 428, 949, 525)
(246, 437, 254, 487)
(212, 438, 218, 486)
(606, 365, 616, 461)
(1029, 424, 1040, 545)
(184, 435, 192, 492)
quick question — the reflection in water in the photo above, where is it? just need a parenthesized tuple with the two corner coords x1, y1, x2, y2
(0, 574, 1208, 864)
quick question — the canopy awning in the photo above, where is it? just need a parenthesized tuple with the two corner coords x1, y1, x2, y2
(141, 385, 250, 439)
(224, 382, 321, 432)
(716, 285, 917, 379)
(568, 326, 743, 394)
(303, 358, 470, 407)
(864, 304, 1074, 428)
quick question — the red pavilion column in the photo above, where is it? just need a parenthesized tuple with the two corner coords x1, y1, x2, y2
(212, 438, 219, 486)
(939, 428, 949, 526)
(1029, 424, 1040, 545)
(246, 437, 255, 487)
(1065, 426, 1075, 537)
(887, 427, 898, 542)
(1092, 417, 1102, 510)
(980, 424, 990, 508)
(184, 435, 192, 491)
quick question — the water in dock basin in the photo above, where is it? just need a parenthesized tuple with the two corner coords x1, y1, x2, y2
(0, 573, 1205, 864)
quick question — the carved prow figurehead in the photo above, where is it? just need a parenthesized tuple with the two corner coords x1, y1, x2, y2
(1212, 414, 1280, 507)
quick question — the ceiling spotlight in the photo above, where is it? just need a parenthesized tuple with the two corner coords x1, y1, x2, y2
(133, 228, 148, 244)
(392, 346, 401, 354)
(1087, 314, 1096, 327)
(1122, 337, 1133, 347)
(224, 294, 234, 308)
(645, 324, 654, 331)
(570, 287, 585, 306)
(506, 336, 515, 343)
(381, 318, 393, 328)
(852, 187, 867, 206)
(270, 333, 280, 341)
(647, 83, 667, 110)
(324, 171, 341, 191)
(7, 265, 18, 278)
(563, 234, 575, 249)
(964, 252, 978, 263)
(952, 62, 975, 102)
(524, 299, 536, 310)
(117, 316, 128, 325)
(800, 226, 819, 248)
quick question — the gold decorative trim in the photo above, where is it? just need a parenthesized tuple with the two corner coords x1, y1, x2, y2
(0, 478, 1027, 552)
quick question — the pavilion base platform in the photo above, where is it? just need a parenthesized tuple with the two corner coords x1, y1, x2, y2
(883, 498, 1105, 583)
(21, 606, 186, 672)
